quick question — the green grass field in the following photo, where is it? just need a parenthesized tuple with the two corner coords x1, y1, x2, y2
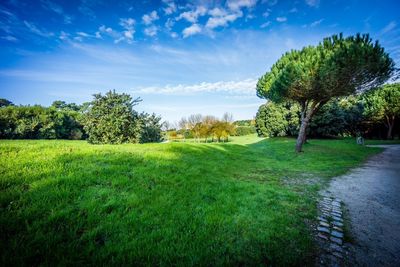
(0, 135, 382, 266)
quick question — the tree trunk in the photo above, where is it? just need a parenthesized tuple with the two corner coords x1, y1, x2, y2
(296, 117, 309, 152)
(295, 101, 319, 153)
(387, 120, 394, 140)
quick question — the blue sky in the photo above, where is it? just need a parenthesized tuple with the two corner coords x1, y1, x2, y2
(0, 0, 399, 122)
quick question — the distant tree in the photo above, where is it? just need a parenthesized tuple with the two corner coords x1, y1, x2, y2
(0, 98, 13, 107)
(140, 112, 163, 143)
(257, 33, 395, 152)
(187, 114, 203, 142)
(82, 90, 142, 144)
(363, 83, 400, 139)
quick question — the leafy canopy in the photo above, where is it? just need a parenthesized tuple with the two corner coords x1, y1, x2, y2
(82, 90, 142, 144)
(256, 33, 395, 105)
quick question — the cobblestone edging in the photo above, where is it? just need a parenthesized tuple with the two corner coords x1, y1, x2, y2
(316, 194, 346, 266)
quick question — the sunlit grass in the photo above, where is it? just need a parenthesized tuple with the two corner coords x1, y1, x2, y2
(0, 136, 381, 266)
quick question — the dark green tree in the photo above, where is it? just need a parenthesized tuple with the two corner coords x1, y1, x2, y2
(363, 83, 400, 139)
(82, 90, 142, 144)
(255, 102, 299, 137)
(140, 112, 163, 143)
(0, 98, 13, 107)
(256, 33, 395, 152)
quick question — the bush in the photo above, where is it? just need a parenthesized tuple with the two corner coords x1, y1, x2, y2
(234, 126, 256, 136)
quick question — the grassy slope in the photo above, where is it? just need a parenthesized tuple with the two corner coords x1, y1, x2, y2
(0, 136, 381, 266)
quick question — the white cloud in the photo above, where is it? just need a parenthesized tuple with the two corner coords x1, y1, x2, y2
(142, 11, 159, 25)
(381, 21, 396, 34)
(182, 23, 202, 38)
(23, 21, 54, 37)
(59, 31, 69, 40)
(120, 18, 135, 29)
(226, 0, 258, 11)
(162, 0, 177, 15)
(206, 8, 243, 29)
(289, 7, 298, 13)
(144, 25, 159, 37)
(262, 11, 270, 17)
(276, 16, 287, 22)
(305, 0, 320, 7)
(119, 18, 135, 43)
(165, 18, 175, 30)
(177, 6, 207, 23)
(134, 78, 257, 95)
(77, 31, 90, 37)
(310, 19, 323, 27)
(260, 21, 270, 28)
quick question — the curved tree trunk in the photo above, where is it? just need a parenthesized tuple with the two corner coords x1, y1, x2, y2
(387, 118, 394, 140)
(295, 101, 321, 153)
(296, 117, 310, 152)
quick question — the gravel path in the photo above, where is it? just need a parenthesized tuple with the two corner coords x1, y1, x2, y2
(324, 145, 400, 266)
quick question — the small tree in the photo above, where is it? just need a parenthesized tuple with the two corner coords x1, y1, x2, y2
(187, 114, 203, 142)
(363, 83, 400, 139)
(82, 90, 142, 144)
(140, 112, 163, 143)
(256, 33, 395, 152)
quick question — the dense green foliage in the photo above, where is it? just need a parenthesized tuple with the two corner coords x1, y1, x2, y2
(256, 33, 395, 151)
(139, 112, 163, 143)
(233, 126, 257, 136)
(0, 136, 382, 266)
(0, 105, 84, 139)
(82, 90, 142, 144)
(255, 102, 299, 137)
(256, 85, 400, 139)
(363, 83, 400, 139)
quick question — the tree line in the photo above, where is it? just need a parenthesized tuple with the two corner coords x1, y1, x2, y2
(0, 90, 163, 144)
(256, 83, 400, 140)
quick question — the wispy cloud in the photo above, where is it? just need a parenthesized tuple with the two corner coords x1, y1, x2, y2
(305, 0, 320, 7)
(41, 0, 73, 24)
(23, 21, 54, 37)
(381, 21, 396, 34)
(276, 17, 287, 22)
(260, 21, 271, 28)
(78, 0, 97, 19)
(1, 35, 18, 42)
(133, 78, 258, 95)
(182, 23, 202, 38)
(310, 19, 323, 27)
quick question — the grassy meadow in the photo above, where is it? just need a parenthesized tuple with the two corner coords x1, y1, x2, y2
(0, 135, 382, 266)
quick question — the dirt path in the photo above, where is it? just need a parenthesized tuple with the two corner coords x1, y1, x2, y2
(324, 145, 400, 266)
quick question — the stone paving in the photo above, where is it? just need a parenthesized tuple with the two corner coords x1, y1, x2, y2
(316, 194, 347, 266)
